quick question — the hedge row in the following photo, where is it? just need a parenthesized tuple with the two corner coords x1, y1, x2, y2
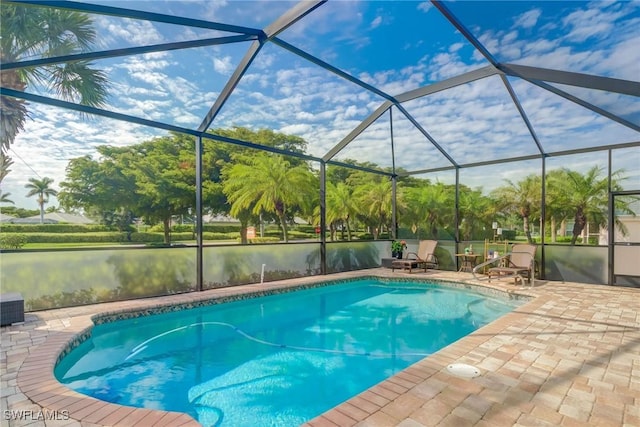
(0, 224, 115, 233)
(0, 231, 239, 244)
(148, 223, 243, 233)
(0, 234, 28, 249)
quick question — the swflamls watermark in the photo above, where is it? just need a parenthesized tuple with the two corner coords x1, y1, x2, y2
(3, 409, 70, 421)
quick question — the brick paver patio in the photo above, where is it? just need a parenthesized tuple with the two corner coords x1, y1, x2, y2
(2, 269, 639, 426)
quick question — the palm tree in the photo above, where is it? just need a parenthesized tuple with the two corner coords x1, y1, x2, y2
(0, 191, 14, 205)
(25, 177, 58, 224)
(222, 154, 316, 242)
(0, 153, 14, 205)
(0, 152, 13, 184)
(319, 182, 357, 241)
(545, 169, 573, 242)
(459, 187, 493, 241)
(490, 175, 541, 243)
(353, 178, 392, 240)
(561, 166, 632, 245)
(403, 182, 456, 239)
(1, 4, 108, 151)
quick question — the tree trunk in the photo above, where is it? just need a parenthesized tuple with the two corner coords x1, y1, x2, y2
(240, 219, 248, 245)
(278, 213, 288, 242)
(571, 207, 587, 245)
(550, 217, 557, 243)
(523, 215, 533, 243)
(163, 218, 171, 244)
(39, 201, 45, 224)
(346, 218, 352, 241)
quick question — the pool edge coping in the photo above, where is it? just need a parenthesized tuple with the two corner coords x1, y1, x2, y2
(17, 272, 537, 427)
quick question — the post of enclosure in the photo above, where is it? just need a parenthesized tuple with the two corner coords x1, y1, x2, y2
(320, 161, 327, 275)
(195, 135, 204, 291)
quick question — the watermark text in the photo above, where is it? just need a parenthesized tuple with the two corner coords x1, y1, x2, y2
(3, 409, 70, 421)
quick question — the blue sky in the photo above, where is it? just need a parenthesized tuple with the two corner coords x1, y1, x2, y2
(3, 0, 639, 209)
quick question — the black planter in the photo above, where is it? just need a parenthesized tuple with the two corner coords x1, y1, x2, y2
(392, 251, 403, 259)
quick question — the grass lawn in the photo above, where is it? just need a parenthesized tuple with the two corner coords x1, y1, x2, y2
(22, 242, 145, 249)
(21, 240, 239, 249)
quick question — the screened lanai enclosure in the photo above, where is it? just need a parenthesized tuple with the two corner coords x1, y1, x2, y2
(1, 0, 639, 310)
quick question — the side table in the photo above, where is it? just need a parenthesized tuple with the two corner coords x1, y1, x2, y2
(455, 253, 480, 272)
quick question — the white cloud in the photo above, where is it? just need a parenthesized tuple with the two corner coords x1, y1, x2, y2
(514, 9, 542, 29)
(476, 1, 640, 80)
(4, 0, 637, 206)
(370, 16, 383, 29)
(3, 104, 161, 208)
(417, 2, 433, 13)
(562, 6, 621, 43)
(98, 17, 165, 47)
(213, 55, 235, 75)
(449, 43, 464, 53)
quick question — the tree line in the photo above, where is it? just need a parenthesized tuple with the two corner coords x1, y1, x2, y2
(4, 128, 624, 246)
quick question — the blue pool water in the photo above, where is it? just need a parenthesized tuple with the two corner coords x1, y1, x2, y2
(55, 279, 522, 426)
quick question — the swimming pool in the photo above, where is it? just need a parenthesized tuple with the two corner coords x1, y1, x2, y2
(55, 279, 523, 426)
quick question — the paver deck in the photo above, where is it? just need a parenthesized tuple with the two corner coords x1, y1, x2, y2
(1, 269, 639, 426)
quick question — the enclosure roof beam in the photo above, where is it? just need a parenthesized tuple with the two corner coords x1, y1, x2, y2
(323, 101, 393, 162)
(0, 87, 323, 163)
(1, 35, 258, 71)
(530, 80, 640, 133)
(7, 0, 262, 35)
(500, 75, 546, 156)
(433, 0, 500, 67)
(500, 63, 640, 97)
(197, 41, 263, 132)
(271, 37, 396, 102)
(326, 160, 394, 177)
(394, 104, 459, 168)
(394, 65, 499, 103)
(400, 140, 639, 176)
(263, 0, 326, 39)
(197, 1, 325, 132)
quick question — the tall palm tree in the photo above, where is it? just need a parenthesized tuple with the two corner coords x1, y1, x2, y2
(545, 169, 573, 242)
(25, 177, 58, 224)
(562, 166, 632, 245)
(1, 4, 108, 151)
(403, 182, 456, 239)
(354, 178, 392, 240)
(222, 154, 316, 242)
(319, 182, 357, 241)
(490, 175, 541, 243)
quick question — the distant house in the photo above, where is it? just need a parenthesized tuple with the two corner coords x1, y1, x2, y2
(9, 213, 94, 224)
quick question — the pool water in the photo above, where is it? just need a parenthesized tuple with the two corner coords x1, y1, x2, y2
(55, 280, 522, 426)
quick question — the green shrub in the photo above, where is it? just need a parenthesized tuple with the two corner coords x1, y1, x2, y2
(0, 224, 113, 233)
(148, 223, 243, 233)
(129, 232, 165, 242)
(204, 223, 242, 233)
(0, 233, 28, 249)
(501, 229, 517, 240)
(286, 230, 314, 239)
(295, 225, 317, 234)
(202, 232, 236, 240)
(21, 232, 127, 243)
